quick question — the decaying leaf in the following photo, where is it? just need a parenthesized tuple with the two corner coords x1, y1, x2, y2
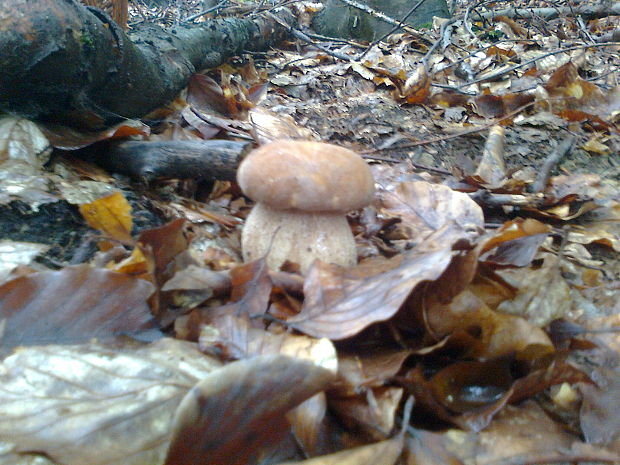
(379, 181, 484, 250)
(0, 264, 159, 348)
(290, 248, 454, 340)
(164, 355, 335, 465)
(0, 338, 221, 465)
(278, 435, 404, 465)
(495, 253, 572, 326)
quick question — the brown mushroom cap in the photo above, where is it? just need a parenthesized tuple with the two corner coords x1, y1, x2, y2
(237, 140, 374, 212)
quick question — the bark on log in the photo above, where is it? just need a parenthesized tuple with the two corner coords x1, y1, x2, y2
(101, 140, 251, 181)
(0, 0, 294, 129)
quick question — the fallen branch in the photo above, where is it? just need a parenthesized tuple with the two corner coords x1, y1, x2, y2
(472, 4, 620, 21)
(100, 140, 251, 181)
(530, 135, 577, 193)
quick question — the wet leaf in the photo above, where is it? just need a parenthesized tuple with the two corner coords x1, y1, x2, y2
(0, 265, 159, 348)
(401, 364, 512, 432)
(0, 338, 221, 465)
(164, 355, 335, 465)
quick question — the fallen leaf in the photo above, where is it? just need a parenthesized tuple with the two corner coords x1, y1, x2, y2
(495, 253, 572, 326)
(164, 355, 335, 465)
(0, 265, 159, 348)
(379, 181, 484, 251)
(79, 191, 134, 244)
(278, 435, 404, 465)
(0, 338, 221, 465)
(290, 248, 454, 340)
(405, 401, 620, 464)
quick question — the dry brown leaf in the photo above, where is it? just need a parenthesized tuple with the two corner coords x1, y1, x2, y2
(0, 338, 221, 465)
(289, 248, 454, 340)
(379, 181, 484, 251)
(278, 435, 404, 465)
(568, 201, 620, 252)
(495, 253, 572, 326)
(287, 393, 330, 457)
(426, 289, 553, 360)
(402, 65, 431, 104)
(472, 125, 506, 188)
(199, 314, 338, 372)
(79, 191, 133, 244)
(334, 350, 412, 396)
(164, 355, 335, 465)
(40, 119, 149, 150)
(579, 367, 620, 447)
(405, 401, 620, 465)
(199, 314, 337, 456)
(480, 218, 551, 254)
(0, 116, 51, 171)
(329, 387, 404, 439)
(0, 264, 159, 348)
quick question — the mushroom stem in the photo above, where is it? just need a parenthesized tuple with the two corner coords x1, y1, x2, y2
(241, 203, 357, 273)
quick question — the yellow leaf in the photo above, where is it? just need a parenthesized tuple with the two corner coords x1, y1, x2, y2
(582, 135, 610, 155)
(79, 191, 133, 243)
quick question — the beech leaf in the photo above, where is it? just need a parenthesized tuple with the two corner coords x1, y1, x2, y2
(0, 265, 159, 348)
(164, 355, 335, 465)
(0, 339, 221, 465)
(289, 248, 453, 340)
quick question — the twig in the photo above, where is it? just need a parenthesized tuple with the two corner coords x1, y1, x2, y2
(468, 190, 544, 208)
(422, 18, 458, 68)
(471, 4, 620, 21)
(184, 0, 228, 23)
(332, 0, 432, 44)
(361, 101, 536, 153)
(530, 135, 577, 193)
(361, 154, 452, 175)
(357, 0, 428, 61)
(264, 12, 353, 62)
(456, 42, 620, 89)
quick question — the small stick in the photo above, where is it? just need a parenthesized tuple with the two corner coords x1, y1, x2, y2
(530, 135, 577, 193)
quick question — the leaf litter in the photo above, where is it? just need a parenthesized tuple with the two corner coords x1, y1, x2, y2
(1, 0, 620, 464)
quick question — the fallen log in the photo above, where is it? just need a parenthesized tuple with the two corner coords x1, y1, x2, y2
(0, 0, 294, 129)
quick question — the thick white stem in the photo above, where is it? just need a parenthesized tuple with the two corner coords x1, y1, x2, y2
(241, 203, 357, 274)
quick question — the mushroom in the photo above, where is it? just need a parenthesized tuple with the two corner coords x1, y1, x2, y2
(237, 140, 375, 273)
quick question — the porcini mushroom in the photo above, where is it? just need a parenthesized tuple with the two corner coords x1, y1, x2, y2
(237, 140, 375, 273)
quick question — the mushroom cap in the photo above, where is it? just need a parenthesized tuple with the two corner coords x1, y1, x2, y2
(237, 140, 375, 212)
